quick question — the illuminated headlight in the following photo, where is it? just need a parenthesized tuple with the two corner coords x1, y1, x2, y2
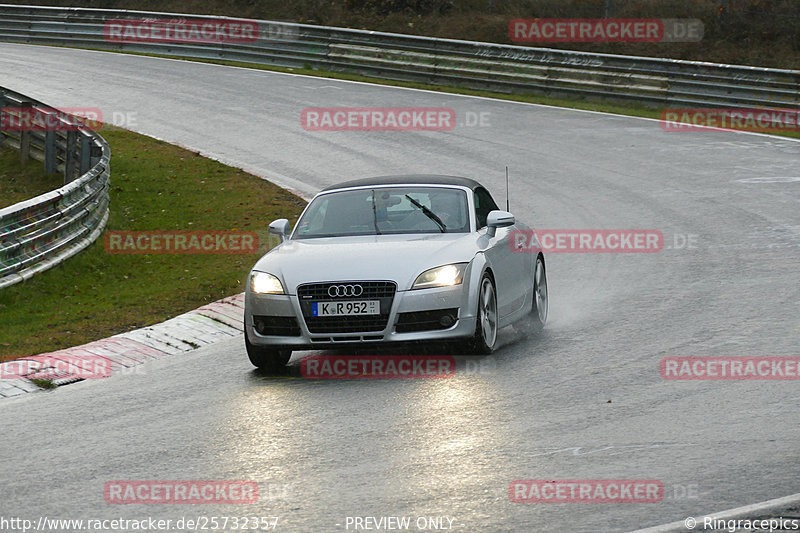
(250, 271, 284, 294)
(412, 263, 467, 290)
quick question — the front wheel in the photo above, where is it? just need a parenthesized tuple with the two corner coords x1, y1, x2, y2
(245, 333, 291, 372)
(532, 255, 548, 331)
(466, 273, 498, 355)
(515, 254, 548, 334)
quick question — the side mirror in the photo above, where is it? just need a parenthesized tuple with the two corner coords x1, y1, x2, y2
(486, 210, 515, 237)
(268, 218, 291, 242)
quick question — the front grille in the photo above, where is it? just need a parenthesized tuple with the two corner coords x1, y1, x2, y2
(396, 308, 459, 333)
(297, 281, 396, 300)
(253, 316, 301, 336)
(297, 281, 396, 334)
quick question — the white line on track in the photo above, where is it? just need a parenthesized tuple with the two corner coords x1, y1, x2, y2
(5, 43, 799, 145)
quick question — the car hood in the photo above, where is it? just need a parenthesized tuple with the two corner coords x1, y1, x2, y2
(252, 233, 480, 293)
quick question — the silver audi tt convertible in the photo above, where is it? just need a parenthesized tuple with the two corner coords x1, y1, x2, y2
(244, 175, 547, 370)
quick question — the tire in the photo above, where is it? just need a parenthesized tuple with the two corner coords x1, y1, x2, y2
(514, 254, 548, 334)
(245, 333, 291, 372)
(467, 273, 498, 355)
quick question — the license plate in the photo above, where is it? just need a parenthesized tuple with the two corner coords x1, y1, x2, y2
(312, 300, 380, 317)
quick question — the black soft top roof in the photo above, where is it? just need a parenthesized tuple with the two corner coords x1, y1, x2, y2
(320, 174, 483, 192)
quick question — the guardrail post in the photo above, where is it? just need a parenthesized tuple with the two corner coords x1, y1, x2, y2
(604, 0, 615, 18)
(90, 142, 102, 169)
(64, 130, 77, 183)
(44, 129, 57, 173)
(18, 101, 32, 164)
(0, 92, 5, 149)
(79, 135, 91, 174)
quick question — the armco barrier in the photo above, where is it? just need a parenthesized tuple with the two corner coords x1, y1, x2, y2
(0, 4, 797, 109)
(0, 87, 110, 289)
(0, 6, 796, 287)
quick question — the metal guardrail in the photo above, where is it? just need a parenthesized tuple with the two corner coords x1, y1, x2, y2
(0, 4, 798, 108)
(0, 87, 110, 289)
(0, 5, 795, 287)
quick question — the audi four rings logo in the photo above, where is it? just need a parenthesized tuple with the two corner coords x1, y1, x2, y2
(328, 284, 364, 298)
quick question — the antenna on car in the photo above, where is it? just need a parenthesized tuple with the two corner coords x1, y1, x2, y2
(505, 166, 510, 212)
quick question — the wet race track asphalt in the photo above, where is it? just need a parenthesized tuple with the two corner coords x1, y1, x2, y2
(1, 43, 798, 532)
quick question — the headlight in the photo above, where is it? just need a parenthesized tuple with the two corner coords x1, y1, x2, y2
(250, 271, 284, 294)
(412, 263, 467, 290)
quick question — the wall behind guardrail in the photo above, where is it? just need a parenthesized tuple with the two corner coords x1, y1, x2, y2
(0, 4, 798, 108)
(0, 87, 110, 289)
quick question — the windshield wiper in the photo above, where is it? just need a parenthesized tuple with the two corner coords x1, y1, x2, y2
(371, 190, 382, 235)
(405, 194, 446, 233)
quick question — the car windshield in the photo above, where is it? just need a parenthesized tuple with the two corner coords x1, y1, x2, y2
(293, 186, 470, 239)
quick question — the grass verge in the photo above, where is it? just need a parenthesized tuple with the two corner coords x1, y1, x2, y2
(30, 378, 57, 389)
(0, 147, 65, 208)
(0, 125, 305, 361)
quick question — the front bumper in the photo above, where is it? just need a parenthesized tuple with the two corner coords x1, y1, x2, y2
(245, 282, 476, 350)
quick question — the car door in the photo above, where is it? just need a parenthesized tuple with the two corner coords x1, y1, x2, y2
(473, 187, 528, 319)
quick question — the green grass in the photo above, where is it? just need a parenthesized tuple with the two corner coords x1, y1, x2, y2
(0, 126, 306, 361)
(30, 378, 57, 389)
(0, 147, 65, 208)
